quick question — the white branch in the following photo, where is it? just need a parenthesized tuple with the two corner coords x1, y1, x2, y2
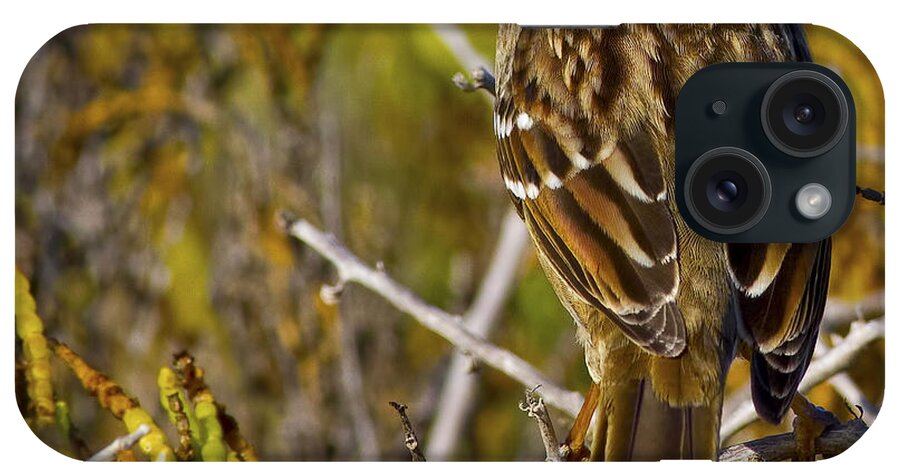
(88, 424, 151, 462)
(431, 25, 491, 77)
(317, 106, 380, 460)
(426, 210, 531, 460)
(721, 318, 885, 441)
(828, 372, 877, 425)
(281, 216, 584, 419)
(821, 292, 884, 332)
(432, 25, 495, 99)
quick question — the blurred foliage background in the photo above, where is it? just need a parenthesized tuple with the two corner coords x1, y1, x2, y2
(14, 24, 883, 460)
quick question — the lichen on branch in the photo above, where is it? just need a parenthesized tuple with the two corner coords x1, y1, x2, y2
(50, 339, 175, 461)
(14, 268, 55, 427)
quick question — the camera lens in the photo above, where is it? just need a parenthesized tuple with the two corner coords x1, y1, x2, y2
(707, 174, 747, 212)
(684, 147, 771, 235)
(715, 180, 739, 203)
(794, 104, 815, 124)
(761, 70, 849, 158)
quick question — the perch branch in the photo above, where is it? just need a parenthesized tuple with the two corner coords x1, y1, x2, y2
(390, 402, 426, 462)
(718, 418, 867, 461)
(88, 424, 151, 462)
(519, 386, 561, 462)
(279, 213, 584, 418)
(721, 318, 884, 441)
(426, 209, 531, 460)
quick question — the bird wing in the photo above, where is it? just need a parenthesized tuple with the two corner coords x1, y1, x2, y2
(495, 27, 685, 357)
(727, 239, 832, 422)
(725, 24, 831, 424)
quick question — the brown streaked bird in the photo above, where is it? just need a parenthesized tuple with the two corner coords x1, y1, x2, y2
(494, 24, 832, 461)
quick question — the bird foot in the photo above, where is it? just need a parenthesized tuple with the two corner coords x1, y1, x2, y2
(560, 383, 601, 461)
(559, 441, 591, 462)
(790, 393, 840, 461)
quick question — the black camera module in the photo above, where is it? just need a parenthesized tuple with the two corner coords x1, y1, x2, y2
(684, 147, 771, 235)
(676, 63, 855, 243)
(761, 70, 849, 158)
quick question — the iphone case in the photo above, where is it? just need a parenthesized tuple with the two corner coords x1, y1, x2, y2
(14, 24, 884, 461)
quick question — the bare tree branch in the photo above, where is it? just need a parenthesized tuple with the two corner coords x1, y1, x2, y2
(856, 186, 885, 205)
(718, 418, 867, 461)
(857, 145, 884, 163)
(317, 106, 380, 460)
(432, 25, 496, 98)
(390, 402, 426, 462)
(279, 214, 584, 419)
(822, 292, 884, 333)
(427, 209, 531, 460)
(88, 424, 151, 462)
(519, 386, 561, 462)
(721, 318, 885, 441)
(806, 331, 879, 426)
(451, 68, 496, 96)
(828, 372, 877, 425)
(799, 319, 884, 398)
(432, 25, 492, 77)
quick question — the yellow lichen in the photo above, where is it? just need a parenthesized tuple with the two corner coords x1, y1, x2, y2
(52, 340, 175, 461)
(14, 269, 55, 427)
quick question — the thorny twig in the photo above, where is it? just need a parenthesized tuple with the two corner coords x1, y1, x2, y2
(390, 402, 426, 462)
(88, 424, 151, 462)
(519, 386, 561, 462)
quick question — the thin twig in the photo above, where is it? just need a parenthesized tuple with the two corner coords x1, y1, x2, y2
(317, 105, 380, 460)
(808, 333, 879, 426)
(279, 214, 584, 419)
(451, 68, 496, 96)
(821, 292, 884, 333)
(432, 25, 492, 75)
(88, 424, 151, 462)
(828, 372, 877, 425)
(721, 318, 885, 441)
(718, 418, 867, 461)
(519, 386, 561, 462)
(856, 186, 885, 205)
(432, 25, 496, 98)
(390, 402, 426, 462)
(426, 209, 531, 460)
(798, 319, 884, 396)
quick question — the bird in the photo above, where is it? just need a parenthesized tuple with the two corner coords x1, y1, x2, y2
(494, 24, 832, 461)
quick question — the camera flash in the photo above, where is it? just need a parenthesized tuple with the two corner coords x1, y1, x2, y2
(795, 183, 832, 220)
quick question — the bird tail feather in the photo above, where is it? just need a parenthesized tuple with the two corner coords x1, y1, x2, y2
(590, 379, 722, 461)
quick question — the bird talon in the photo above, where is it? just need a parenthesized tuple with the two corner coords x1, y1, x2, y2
(560, 442, 591, 462)
(790, 394, 840, 461)
(561, 384, 600, 461)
